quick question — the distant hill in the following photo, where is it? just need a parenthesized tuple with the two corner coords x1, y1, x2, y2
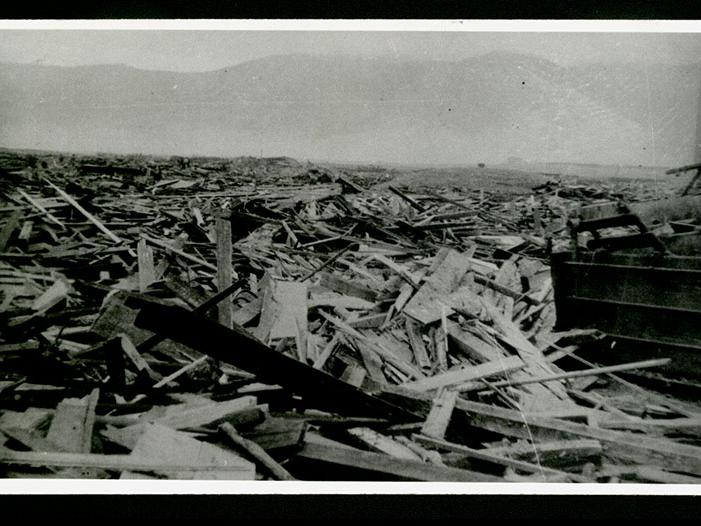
(1, 53, 699, 166)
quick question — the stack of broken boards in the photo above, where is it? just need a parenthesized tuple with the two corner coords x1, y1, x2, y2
(1, 151, 700, 483)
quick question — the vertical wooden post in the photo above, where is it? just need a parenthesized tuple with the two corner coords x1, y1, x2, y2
(137, 238, 156, 292)
(216, 214, 233, 329)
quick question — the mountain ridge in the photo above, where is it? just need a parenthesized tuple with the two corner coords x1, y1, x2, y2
(1, 52, 698, 165)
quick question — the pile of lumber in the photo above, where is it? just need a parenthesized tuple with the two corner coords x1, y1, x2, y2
(0, 150, 700, 483)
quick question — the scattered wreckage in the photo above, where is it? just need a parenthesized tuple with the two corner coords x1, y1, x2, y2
(0, 150, 700, 483)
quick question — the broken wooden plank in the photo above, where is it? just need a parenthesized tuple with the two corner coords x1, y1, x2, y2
(0, 408, 52, 431)
(32, 278, 71, 312)
(340, 364, 367, 387)
(435, 309, 449, 371)
(319, 311, 424, 380)
(346, 427, 422, 461)
(46, 389, 99, 453)
(404, 249, 471, 324)
(483, 439, 603, 467)
(458, 358, 672, 392)
(356, 342, 387, 383)
(388, 185, 426, 212)
(413, 434, 580, 481)
(122, 423, 255, 479)
(255, 276, 308, 343)
(17, 189, 65, 227)
(297, 441, 500, 482)
(152, 396, 258, 430)
(348, 313, 387, 329)
(119, 333, 161, 382)
(600, 464, 701, 484)
(132, 300, 417, 421)
(0, 448, 256, 476)
(402, 355, 525, 392)
(312, 334, 340, 370)
(457, 399, 701, 476)
(598, 417, 701, 436)
(142, 234, 217, 271)
(405, 317, 431, 370)
(45, 178, 122, 243)
(420, 389, 458, 439)
(219, 422, 295, 480)
(308, 295, 376, 310)
(17, 220, 34, 243)
(318, 272, 378, 302)
(152, 355, 208, 389)
(242, 416, 306, 450)
(372, 254, 420, 288)
(447, 322, 504, 362)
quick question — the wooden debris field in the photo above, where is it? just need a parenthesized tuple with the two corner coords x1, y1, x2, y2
(0, 149, 699, 483)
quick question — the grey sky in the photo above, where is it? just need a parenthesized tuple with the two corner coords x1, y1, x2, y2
(1, 31, 700, 71)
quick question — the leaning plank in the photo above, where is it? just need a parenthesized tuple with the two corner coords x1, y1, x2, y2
(255, 277, 308, 342)
(388, 185, 426, 212)
(412, 434, 579, 481)
(372, 254, 421, 288)
(46, 388, 99, 453)
(45, 178, 121, 243)
(152, 396, 258, 430)
(152, 355, 208, 389)
(457, 399, 701, 476)
(142, 234, 217, 271)
(402, 355, 525, 392)
(447, 322, 504, 362)
(119, 334, 161, 382)
(132, 300, 417, 421)
(297, 442, 500, 482)
(404, 249, 471, 324)
(421, 389, 458, 439)
(457, 358, 671, 392)
(17, 220, 33, 242)
(319, 311, 424, 379)
(32, 278, 71, 312)
(219, 423, 295, 480)
(17, 189, 65, 227)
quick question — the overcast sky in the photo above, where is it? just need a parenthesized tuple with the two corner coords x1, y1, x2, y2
(1, 30, 701, 71)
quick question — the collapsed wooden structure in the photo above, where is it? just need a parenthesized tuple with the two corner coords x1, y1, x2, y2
(1, 149, 700, 483)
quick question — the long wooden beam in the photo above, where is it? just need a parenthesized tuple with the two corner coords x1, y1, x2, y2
(457, 399, 701, 476)
(132, 300, 418, 421)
